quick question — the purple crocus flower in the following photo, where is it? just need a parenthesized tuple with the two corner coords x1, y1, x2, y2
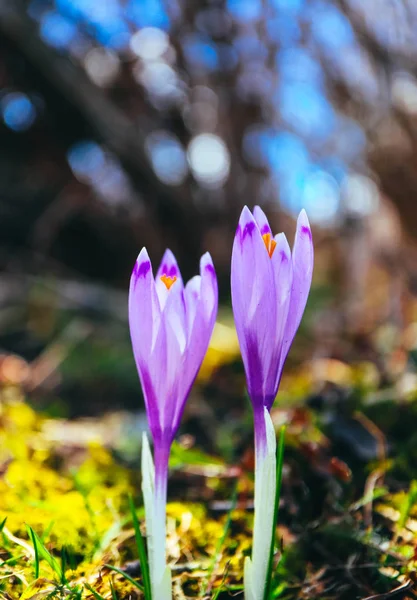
(231, 206, 313, 600)
(129, 247, 218, 598)
(129, 247, 218, 453)
(231, 205, 313, 444)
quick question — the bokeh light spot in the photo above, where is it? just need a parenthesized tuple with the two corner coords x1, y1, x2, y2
(39, 10, 78, 49)
(146, 132, 188, 185)
(84, 48, 120, 87)
(227, 0, 262, 21)
(67, 141, 105, 182)
(2, 93, 36, 132)
(126, 0, 170, 29)
(187, 134, 230, 188)
(341, 174, 379, 216)
(279, 82, 335, 139)
(302, 170, 340, 224)
(130, 27, 169, 60)
(183, 35, 219, 71)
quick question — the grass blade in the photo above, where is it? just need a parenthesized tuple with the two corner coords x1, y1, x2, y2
(61, 546, 67, 584)
(104, 564, 144, 592)
(263, 425, 286, 600)
(0, 517, 7, 533)
(109, 578, 118, 600)
(26, 525, 63, 582)
(128, 494, 152, 599)
(26, 526, 39, 579)
(84, 582, 106, 600)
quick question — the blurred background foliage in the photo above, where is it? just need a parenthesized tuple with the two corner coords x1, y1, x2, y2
(1, 0, 417, 417)
(3, 0, 417, 597)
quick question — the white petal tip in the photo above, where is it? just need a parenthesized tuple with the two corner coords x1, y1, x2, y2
(132, 249, 152, 283)
(200, 252, 215, 275)
(137, 247, 149, 261)
(298, 208, 310, 227)
(239, 205, 255, 225)
(161, 248, 175, 263)
(253, 205, 271, 235)
(253, 205, 266, 219)
(297, 210, 313, 243)
(274, 232, 290, 255)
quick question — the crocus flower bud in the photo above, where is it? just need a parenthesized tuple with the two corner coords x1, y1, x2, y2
(231, 206, 313, 600)
(232, 205, 313, 417)
(129, 248, 218, 599)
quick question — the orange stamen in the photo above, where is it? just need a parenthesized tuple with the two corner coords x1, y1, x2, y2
(160, 274, 177, 290)
(262, 232, 277, 258)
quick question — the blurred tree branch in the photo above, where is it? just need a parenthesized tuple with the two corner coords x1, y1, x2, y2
(0, 0, 205, 270)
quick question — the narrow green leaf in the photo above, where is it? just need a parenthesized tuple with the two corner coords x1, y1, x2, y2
(211, 560, 233, 600)
(26, 525, 39, 579)
(109, 578, 118, 600)
(263, 425, 286, 600)
(0, 553, 25, 566)
(61, 547, 67, 584)
(0, 517, 7, 533)
(26, 525, 63, 581)
(128, 494, 152, 600)
(70, 586, 84, 600)
(104, 564, 144, 592)
(84, 582, 106, 600)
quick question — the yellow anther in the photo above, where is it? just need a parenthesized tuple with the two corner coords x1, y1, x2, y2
(160, 274, 177, 290)
(262, 232, 277, 258)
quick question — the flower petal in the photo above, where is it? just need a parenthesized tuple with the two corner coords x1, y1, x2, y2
(263, 233, 293, 408)
(199, 252, 218, 326)
(162, 280, 187, 353)
(129, 248, 160, 362)
(155, 248, 184, 309)
(130, 247, 218, 446)
(279, 209, 313, 372)
(156, 248, 184, 284)
(231, 207, 277, 406)
(152, 314, 182, 435)
(253, 205, 272, 236)
(138, 317, 167, 441)
(172, 254, 218, 431)
(184, 275, 201, 339)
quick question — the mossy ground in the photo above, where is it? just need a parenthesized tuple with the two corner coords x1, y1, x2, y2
(2, 327, 417, 598)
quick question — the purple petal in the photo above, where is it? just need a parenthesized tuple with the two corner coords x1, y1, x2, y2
(129, 248, 160, 362)
(142, 315, 169, 440)
(146, 311, 183, 440)
(253, 205, 272, 236)
(184, 275, 201, 339)
(264, 233, 293, 409)
(130, 247, 218, 446)
(173, 253, 218, 431)
(156, 248, 184, 283)
(279, 209, 313, 373)
(155, 249, 184, 309)
(129, 249, 164, 440)
(138, 362, 163, 443)
(231, 207, 278, 407)
(163, 280, 187, 352)
(199, 252, 218, 325)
